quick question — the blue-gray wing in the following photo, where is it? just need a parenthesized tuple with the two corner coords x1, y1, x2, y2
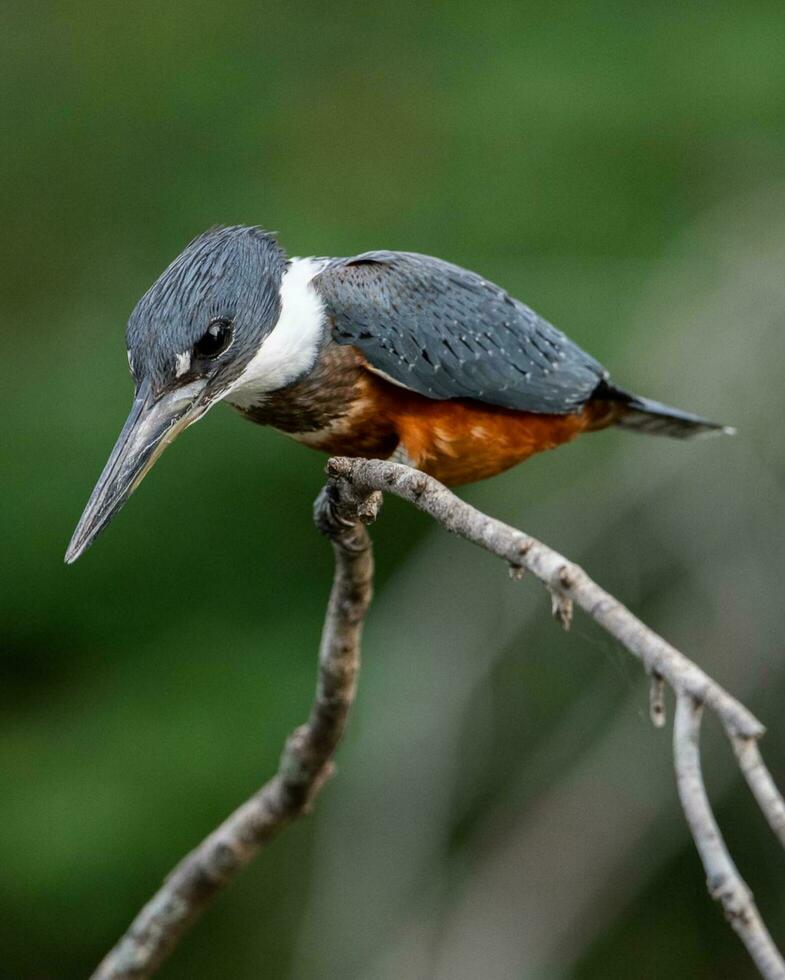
(312, 251, 607, 414)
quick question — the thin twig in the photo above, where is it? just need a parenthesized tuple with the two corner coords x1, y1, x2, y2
(90, 482, 379, 980)
(92, 458, 785, 979)
(332, 458, 764, 741)
(673, 696, 785, 980)
(732, 735, 785, 850)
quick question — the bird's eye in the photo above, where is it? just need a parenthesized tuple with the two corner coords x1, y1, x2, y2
(194, 317, 233, 359)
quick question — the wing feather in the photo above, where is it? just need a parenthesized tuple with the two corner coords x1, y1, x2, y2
(313, 251, 607, 414)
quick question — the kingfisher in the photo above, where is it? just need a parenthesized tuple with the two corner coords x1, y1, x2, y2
(65, 226, 730, 563)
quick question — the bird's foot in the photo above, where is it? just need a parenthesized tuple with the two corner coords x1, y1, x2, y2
(314, 461, 383, 543)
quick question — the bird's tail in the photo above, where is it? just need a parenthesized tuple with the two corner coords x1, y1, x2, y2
(595, 382, 735, 440)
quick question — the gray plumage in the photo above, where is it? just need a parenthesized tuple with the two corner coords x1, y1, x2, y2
(126, 227, 724, 436)
(315, 249, 726, 436)
(127, 226, 286, 390)
(313, 251, 608, 414)
(66, 227, 729, 567)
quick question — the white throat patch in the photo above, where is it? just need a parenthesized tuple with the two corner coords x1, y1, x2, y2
(226, 257, 328, 409)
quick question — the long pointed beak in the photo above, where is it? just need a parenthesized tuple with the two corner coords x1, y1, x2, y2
(65, 380, 208, 564)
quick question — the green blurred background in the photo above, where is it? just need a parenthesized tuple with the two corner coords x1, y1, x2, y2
(3, 2, 785, 977)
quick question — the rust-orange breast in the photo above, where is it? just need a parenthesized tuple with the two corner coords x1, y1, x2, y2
(294, 364, 614, 486)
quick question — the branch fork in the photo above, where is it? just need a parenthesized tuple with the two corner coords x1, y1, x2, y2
(91, 458, 785, 980)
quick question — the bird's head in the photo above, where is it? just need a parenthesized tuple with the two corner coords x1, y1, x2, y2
(65, 226, 288, 563)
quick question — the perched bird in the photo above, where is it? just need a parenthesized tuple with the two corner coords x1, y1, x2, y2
(66, 226, 730, 563)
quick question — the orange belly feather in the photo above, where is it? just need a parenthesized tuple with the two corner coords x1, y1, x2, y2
(293, 367, 614, 486)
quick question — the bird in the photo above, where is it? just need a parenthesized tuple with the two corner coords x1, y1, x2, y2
(65, 225, 731, 563)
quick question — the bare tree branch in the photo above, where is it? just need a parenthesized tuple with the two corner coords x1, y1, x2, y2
(90, 480, 380, 980)
(732, 736, 785, 850)
(332, 458, 764, 739)
(674, 696, 785, 980)
(91, 458, 785, 979)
